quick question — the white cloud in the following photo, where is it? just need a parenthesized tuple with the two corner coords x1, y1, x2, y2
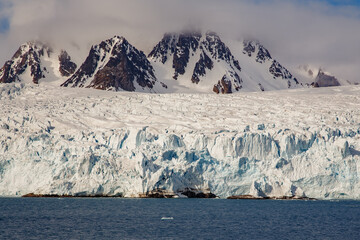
(0, 0, 359, 82)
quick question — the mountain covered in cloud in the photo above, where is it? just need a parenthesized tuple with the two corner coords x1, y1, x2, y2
(1, 0, 360, 88)
(295, 65, 351, 88)
(0, 31, 350, 93)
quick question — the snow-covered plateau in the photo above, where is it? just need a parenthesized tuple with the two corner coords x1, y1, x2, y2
(0, 83, 359, 199)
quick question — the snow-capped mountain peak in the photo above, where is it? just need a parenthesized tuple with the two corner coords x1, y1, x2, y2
(204, 31, 241, 70)
(3, 31, 352, 94)
(61, 36, 165, 92)
(58, 50, 78, 77)
(0, 41, 77, 85)
(149, 30, 243, 93)
(149, 30, 301, 93)
(237, 39, 299, 89)
(149, 30, 202, 79)
(242, 40, 272, 64)
(0, 41, 52, 84)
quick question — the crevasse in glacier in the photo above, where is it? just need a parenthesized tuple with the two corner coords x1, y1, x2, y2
(0, 83, 359, 198)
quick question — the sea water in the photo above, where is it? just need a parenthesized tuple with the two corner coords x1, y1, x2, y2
(0, 198, 359, 239)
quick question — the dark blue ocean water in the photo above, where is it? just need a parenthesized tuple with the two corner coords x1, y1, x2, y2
(0, 198, 359, 240)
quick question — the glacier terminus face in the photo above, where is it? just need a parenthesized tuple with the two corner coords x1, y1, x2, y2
(0, 83, 359, 199)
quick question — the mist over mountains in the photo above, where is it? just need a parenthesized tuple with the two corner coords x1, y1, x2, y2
(1, 28, 353, 93)
(1, 0, 359, 84)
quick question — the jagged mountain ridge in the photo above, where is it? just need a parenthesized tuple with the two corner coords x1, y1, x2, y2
(149, 31, 300, 93)
(58, 50, 77, 77)
(61, 36, 166, 92)
(0, 31, 343, 93)
(239, 40, 299, 90)
(149, 31, 243, 93)
(243, 40, 272, 63)
(242, 40, 294, 80)
(0, 41, 77, 84)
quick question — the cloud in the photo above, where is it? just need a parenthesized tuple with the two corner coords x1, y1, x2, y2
(0, 0, 359, 82)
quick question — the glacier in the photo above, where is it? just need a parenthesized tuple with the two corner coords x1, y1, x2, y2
(0, 83, 359, 199)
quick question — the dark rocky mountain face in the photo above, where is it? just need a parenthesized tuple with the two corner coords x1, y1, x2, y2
(61, 46, 100, 88)
(62, 36, 159, 92)
(202, 32, 242, 93)
(149, 31, 243, 94)
(312, 70, 340, 87)
(58, 50, 77, 77)
(269, 60, 293, 79)
(0, 61, 19, 84)
(0, 33, 312, 93)
(0, 42, 51, 84)
(172, 32, 201, 80)
(243, 40, 272, 63)
(203, 32, 241, 71)
(149, 31, 202, 80)
(0, 42, 77, 84)
(191, 51, 213, 84)
(148, 33, 177, 64)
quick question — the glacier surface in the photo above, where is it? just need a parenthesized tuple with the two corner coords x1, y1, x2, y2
(0, 83, 359, 199)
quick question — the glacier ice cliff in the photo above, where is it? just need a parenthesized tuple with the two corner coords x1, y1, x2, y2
(0, 83, 359, 199)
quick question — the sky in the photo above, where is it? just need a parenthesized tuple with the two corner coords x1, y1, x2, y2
(0, 0, 359, 83)
(323, 0, 360, 6)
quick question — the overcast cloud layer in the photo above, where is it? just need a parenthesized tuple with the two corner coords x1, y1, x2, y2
(0, 0, 359, 82)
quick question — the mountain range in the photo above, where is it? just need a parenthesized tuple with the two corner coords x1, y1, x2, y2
(0, 31, 359, 200)
(0, 30, 350, 93)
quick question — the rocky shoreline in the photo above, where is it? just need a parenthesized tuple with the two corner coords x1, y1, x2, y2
(227, 195, 317, 200)
(138, 188, 217, 198)
(22, 192, 316, 200)
(22, 188, 217, 199)
(22, 193, 123, 198)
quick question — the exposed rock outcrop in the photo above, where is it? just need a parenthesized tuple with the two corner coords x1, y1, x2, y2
(0, 41, 52, 84)
(58, 50, 77, 77)
(179, 188, 217, 198)
(243, 40, 272, 63)
(227, 195, 316, 200)
(149, 31, 243, 92)
(62, 36, 163, 92)
(138, 188, 217, 198)
(213, 75, 233, 94)
(191, 51, 213, 84)
(22, 193, 123, 198)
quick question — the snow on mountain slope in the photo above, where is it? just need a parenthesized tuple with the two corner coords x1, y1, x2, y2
(149, 31, 243, 93)
(3, 32, 357, 94)
(0, 41, 77, 85)
(227, 39, 300, 92)
(0, 83, 359, 199)
(149, 31, 300, 93)
(0, 32, 310, 94)
(61, 36, 167, 93)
